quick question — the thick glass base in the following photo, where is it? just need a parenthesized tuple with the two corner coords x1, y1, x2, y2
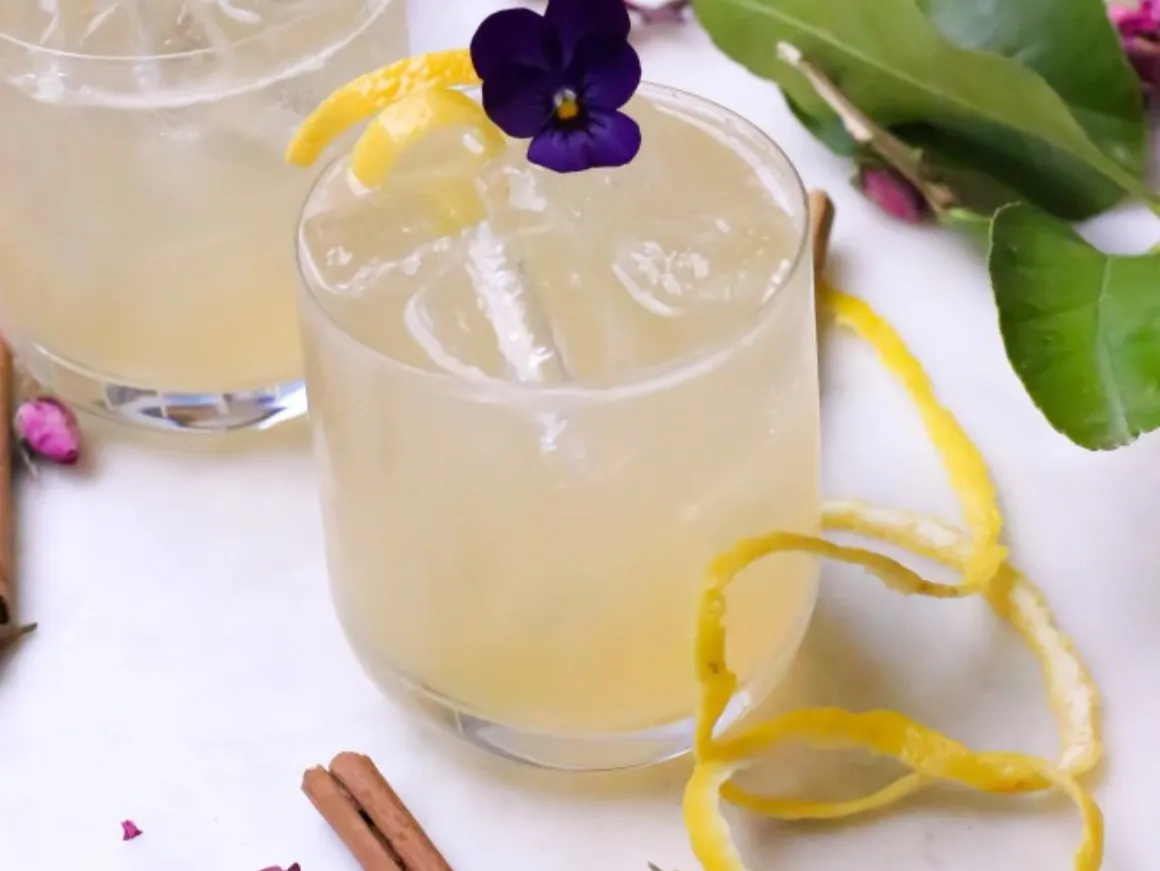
(384, 662, 798, 771)
(349, 611, 814, 772)
(17, 342, 307, 433)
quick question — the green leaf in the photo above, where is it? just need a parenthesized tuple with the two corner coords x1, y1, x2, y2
(989, 203, 1160, 451)
(918, 0, 1147, 178)
(692, 0, 1150, 219)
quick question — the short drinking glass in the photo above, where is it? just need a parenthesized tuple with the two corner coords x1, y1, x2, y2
(0, 0, 408, 431)
(297, 84, 821, 769)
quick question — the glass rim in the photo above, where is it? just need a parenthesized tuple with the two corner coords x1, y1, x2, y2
(295, 80, 812, 405)
(0, 0, 391, 66)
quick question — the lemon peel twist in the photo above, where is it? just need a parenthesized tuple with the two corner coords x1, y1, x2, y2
(285, 50, 482, 169)
(685, 282, 1103, 871)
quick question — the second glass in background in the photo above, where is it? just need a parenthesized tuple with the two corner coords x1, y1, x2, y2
(0, 0, 408, 431)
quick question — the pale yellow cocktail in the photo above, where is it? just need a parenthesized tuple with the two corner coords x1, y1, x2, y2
(297, 84, 820, 768)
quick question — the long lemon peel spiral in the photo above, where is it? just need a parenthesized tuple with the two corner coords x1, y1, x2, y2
(685, 283, 1103, 871)
(286, 52, 1104, 871)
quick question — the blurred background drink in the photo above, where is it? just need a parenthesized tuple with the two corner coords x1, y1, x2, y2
(298, 84, 822, 769)
(0, 0, 408, 431)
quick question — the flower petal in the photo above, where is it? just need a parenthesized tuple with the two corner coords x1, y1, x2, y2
(482, 64, 558, 138)
(570, 34, 642, 110)
(527, 110, 641, 173)
(471, 8, 559, 80)
(545, 0, 631, 60)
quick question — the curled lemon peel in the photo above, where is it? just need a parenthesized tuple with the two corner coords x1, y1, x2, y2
(348, 87, 506, 188)
(285, 50, 481, 168)
(287, 51, 505, 238)
(687, 712, 1102, 871)
(820, 287, 1007, 594)
(686, 283, 1103, 871)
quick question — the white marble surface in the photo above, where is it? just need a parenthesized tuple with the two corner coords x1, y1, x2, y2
(4, 2, 1160, 869)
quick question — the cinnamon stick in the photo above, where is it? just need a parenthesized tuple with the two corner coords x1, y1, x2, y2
(303, 765, 403, 871)
(0, 340, 33, 649)
(303, 753, 453, 871)
(330, 753, 454, 871)
(809, 190, 835, 280)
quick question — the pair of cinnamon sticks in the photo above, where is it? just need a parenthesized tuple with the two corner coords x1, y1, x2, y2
(303, 753, 454, 871)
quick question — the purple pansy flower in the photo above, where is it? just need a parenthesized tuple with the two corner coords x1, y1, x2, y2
(470, 0, 643, 173)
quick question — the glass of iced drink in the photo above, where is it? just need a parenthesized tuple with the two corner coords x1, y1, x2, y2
(0, 0, 408, 431)
(297, 84, 820, 769)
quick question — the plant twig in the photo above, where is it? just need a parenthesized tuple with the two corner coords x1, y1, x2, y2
(809, 190, 836, 279)
(777, 42, 957, 213)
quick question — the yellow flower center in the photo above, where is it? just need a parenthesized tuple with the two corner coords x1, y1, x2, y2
(553, 88, 581, 122)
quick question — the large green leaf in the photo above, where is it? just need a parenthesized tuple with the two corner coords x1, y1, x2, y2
(918, 0, 1147, 177)
(989, 203, 1160, 451)
(693, 0, 1149, 219)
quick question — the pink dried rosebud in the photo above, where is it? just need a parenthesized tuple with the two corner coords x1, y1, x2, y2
(1109, 1, 1160, 96)
(120, 820, 143, 841)
(1125, 36, 1160, 96)
(1111, 1, 1159, 37)
(14, 397, 81, 465)
(856, 166, 928, 223)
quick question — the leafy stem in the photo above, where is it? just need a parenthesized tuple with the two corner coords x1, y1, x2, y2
(776, 41, 958, 213)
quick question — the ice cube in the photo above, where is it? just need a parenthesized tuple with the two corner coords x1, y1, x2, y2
(473, 154, 628, 380)
(461, 221, 567, 383)
(611, 211, 785, 317)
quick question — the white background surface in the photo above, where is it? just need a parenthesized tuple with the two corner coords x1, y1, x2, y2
(3, 1, 1160, 869)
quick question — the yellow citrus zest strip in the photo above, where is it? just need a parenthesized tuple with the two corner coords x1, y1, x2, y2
(720, 503, 1100, 820)
(821, 501, 1101, 776)
(348, 86, 506, 187)
(685, 282, 1102, 871)
(686, 711, 1102, 871)
(692, 531, 978, 758)
(820, 286, 1007, 594)
(286, 49, 481, 168)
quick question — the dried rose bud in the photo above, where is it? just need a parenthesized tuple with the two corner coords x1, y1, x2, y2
(1111, 1, 1159, 37)
(1110, 1, 1160, 95)
(856, 166, 928, 223)
(14, 397, 81, 465)
(120, 820, 143, 841)
(258, 865, 300, 871)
